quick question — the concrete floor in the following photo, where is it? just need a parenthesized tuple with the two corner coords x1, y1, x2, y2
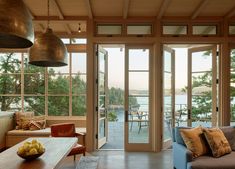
(59, 150, 173, 169)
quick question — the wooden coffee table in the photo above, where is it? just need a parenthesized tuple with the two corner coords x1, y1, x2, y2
(0, 137, 77, 169)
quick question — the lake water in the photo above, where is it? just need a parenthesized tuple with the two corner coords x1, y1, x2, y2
(115, 95, 188, 122)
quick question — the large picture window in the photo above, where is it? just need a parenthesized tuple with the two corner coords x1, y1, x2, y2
(0, 51, 87, 117)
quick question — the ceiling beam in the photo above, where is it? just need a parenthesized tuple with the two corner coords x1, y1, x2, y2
(157, 0, 172, 19)
(51, 0, 64, 19)
(225, 5, 235, 18)
(64, 24, 72, 34)
(191, 0, 209, 19)
(84, 0, 93, 19)
(38, 23, 46, 32)
(123, 0, 130, 19)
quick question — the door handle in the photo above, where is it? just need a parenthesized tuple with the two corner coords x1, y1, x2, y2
(125, 110, 128, 122)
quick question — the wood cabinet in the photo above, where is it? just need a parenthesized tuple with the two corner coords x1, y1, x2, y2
(0, 113, 14, 151)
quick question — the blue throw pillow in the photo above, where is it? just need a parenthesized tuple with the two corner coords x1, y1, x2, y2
(175, 126, 191, 145)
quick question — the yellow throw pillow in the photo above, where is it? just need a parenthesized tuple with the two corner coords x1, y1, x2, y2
(29, 119, 46, 131)
(203, 128, 231, 157)
(20, 115, 46, 130)
(180, 126, 209, 158)
(15, 111, 34, 129)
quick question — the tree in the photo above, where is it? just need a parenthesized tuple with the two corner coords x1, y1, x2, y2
(0, 53, 87, 116)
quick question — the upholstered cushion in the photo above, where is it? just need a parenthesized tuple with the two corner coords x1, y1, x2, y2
(188, 151, 235, 169)
(203, 128, 231, 157)
(220, 126, 235, 151)
(15, 111, 34, 129)
(21, 116, 46, 130)
(180, 126, 209, 158)
(29, 119, 46, 131)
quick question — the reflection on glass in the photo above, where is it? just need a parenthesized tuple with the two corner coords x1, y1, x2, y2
(127, 25, 152, 35)
(163, 50, 172, 141)
(192, 26, 216, 35)
(99, 73, 105, 94)
(129, 49, 149, 70)
(24, 96, 45, 115)
(48, 96, 69, 116)
(163, 25, 187, 35)
(71, 38, 87, 44)
(72, 96, 86, 116)
(230, 49, 235, 125)
(98, 119, 105, 139)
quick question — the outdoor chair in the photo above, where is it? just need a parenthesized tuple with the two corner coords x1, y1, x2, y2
(50, 123, 86, 161)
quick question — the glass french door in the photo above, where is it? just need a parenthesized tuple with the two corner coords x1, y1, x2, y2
(125, 45, 152, 151)
(188, 45, 217, 127)
(163, 46, 175, 149)
(97, 46, 108, 148)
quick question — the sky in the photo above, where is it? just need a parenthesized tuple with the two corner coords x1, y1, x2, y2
(103, 46, 212, 90)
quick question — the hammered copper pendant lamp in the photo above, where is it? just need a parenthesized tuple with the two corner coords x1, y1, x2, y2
(29, 0, 68, 67)
(0, 0, 34, 48)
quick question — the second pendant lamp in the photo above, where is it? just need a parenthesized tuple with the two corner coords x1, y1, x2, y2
(29, 0, 68, 67)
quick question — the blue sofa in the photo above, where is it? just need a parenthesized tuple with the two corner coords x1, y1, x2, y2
(172, 126, 235, 169)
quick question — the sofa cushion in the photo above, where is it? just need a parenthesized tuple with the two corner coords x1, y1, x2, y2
(175, 126, 191, 145)
(180, 126, 209, 158)
(15, 111, 34, 129)
(21, 116, 46, 130)
(203, 128, 231, 157)
(220, 126, 235, 151)
(187, 151, 235, 169)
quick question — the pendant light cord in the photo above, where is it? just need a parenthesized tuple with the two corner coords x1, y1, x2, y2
(47, 0, 50, 29)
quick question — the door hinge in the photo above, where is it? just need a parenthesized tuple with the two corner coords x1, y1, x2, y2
(96, 51, 98, 56)
(216, 107, 219, 112)
(96, 79, 98, 84)
(216, 79, 219, 84)
(95, 134, 98, 139)
(96, 106, 98, 111)
(216, 51, 219, 56)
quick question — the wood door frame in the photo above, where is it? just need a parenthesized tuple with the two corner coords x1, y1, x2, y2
(188, 45, 217, 127)
(162, 45, 175, 149)
(124, 44, 153, 151)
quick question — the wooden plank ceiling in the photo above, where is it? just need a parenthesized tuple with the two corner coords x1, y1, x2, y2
(23, 0, 235, 34)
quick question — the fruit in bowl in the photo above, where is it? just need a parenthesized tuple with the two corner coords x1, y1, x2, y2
(17, 139, 45, 160)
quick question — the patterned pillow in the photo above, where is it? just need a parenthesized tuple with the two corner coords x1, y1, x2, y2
(203, 128, 232, 157)
(15, 111, 34, 129)
(180, 126, 209, 158)
(20, 116, 46, 130)
(29, 119, 46, 131)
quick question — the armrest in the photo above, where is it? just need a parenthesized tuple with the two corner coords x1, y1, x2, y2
(75, 132, 86, 146)
(75, 132, 86, 137)
(173, 142, 193, 169)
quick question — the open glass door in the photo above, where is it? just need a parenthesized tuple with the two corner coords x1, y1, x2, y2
(125, 45, 152, 151)
(97, 46, 108, 148)
(188, 45, 217, 127)
(163, 46, 175, 149)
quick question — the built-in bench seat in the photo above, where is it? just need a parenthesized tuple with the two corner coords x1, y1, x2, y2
(6, 127, 86, 148)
